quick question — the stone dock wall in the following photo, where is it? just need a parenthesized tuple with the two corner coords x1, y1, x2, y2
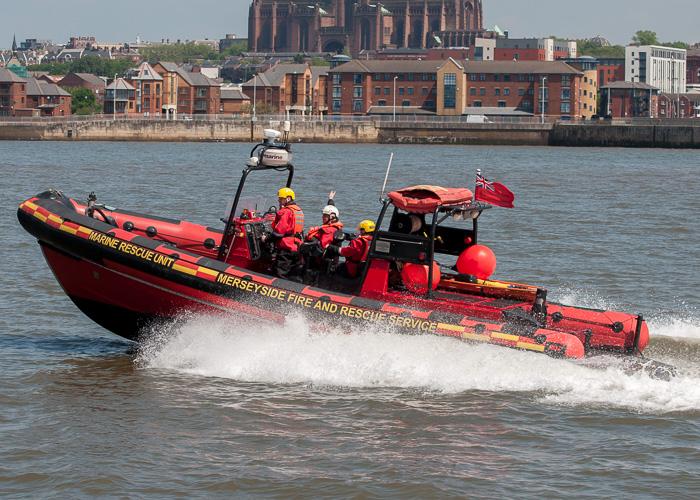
(1, 119, 698, 148)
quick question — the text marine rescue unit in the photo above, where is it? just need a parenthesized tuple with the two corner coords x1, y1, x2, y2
(17, 124, 676, 380)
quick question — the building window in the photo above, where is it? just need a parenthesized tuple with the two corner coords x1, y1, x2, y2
(480, 74, 486, 81)
(522, 101, 532, 109)
(375, 87, 381, 95)
(378, 100, 386, 106)
(473, 101, 482, 107)
(470, 75, 477, 81)
(494, 88, 500, 96)
(561, 102, 571, 113)
(470, 88, 476, 95)
(422, 87, 428, 95)
(431, 88, 437, 94)
(519, 74, 525, 82)
(375, 74, 381, 81)
(399, 87, 405, 95)
(422, 74, 429, 81)
(353, 87, 363, 98)
(398, 75, 405, 81)
(504, 88, 510, 96)
(332, 74, 342, 85)
(196, 88, 207, 98)
(562, 75, 571, 86)
(504, 75, 511, 82)
(498, 101, 506, 107)
(353, 100, 362, 111)
(385, 87, 390, 95)
(495, 75, 501, 82)
(424, 100, 434, 108)
(353, 74, 363, 85)
(443, 73, 456, 109)
(402, 100, 410, 107)
(432, 74, 437, 81)
(408, 74, 414, 81)
(332, 100, 341, 111)
(407, 87, 414, 95)
(332, 87, 342, 98)
(519, 88, 524, 96)
(385, 74, 390, 80)
(480, 88, 485, 95)
(561, 88, 571, 100)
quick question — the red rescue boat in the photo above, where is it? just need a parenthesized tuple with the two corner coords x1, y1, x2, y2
(16, 127, 675, 380)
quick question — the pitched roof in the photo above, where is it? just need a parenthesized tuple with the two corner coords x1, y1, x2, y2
(328, 59, 443, 73)
(328, 59, 584, 75)
(154, 62, 219, 87)
(262, 63, 309, 86)
(25, 78, 71, 97)
(221, 88, 250, 100)
(125, 62, 163, 81)
(105, 78, 135, 91)
(462, 60, 583, 75)
(600, 81, 658, 91)
(59, 72, 106, 87)
(0, 67, 26, 83)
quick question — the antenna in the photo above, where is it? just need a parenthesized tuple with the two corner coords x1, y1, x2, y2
(379, 153, 394, 203)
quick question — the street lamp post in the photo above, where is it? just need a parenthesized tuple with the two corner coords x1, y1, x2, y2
(393, 76, 398, 122)
(113, 73, 117, 121)
(540, 75, 548, 122)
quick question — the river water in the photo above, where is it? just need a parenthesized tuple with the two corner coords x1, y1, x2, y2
(2, 140, 699, 498)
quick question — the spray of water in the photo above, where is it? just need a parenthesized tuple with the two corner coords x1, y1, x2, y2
(134, 310, 700, 414)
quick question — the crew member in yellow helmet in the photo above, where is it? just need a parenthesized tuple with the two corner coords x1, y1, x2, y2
(328, 219, 374, 278)
(262, 187, 304, 279)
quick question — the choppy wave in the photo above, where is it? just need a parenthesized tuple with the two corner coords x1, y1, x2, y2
(135, 312, 700, 414)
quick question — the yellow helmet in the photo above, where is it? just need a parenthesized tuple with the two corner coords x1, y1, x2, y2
(277, 187, 295, 200)
(357, 220, 375, 233)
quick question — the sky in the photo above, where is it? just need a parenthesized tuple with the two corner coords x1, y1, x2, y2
(1, 0, 697, 50)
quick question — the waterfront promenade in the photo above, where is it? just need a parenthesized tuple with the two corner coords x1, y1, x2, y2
(1, 115, 699, 148)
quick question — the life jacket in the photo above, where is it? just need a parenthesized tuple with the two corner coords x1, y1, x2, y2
(273, 203, 304, 251)
(307, 221, 343, 248)
(288, 203, 304, 236)
(345, 234, 372, 277)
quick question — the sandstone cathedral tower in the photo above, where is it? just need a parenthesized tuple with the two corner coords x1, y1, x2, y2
(248, 0, 492, 56)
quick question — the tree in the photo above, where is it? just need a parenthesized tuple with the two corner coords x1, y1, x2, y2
(64, 86, 100, 115)
(632, 30, 659, 46)
(293, 53, 306, 64)
(310, 56, 330, 66)
(241, 101, 277, 115)
(137, 42, 223, 63)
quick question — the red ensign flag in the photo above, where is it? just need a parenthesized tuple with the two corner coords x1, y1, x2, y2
(475, 173, 515, 208)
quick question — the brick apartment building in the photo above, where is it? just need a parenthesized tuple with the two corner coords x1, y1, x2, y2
(599, 81, 658, 118)
(597, 58, 625, 87)
(659, 92, 700, 119)
(125, 62, 163, 116)
(494, 38, 577, 61)
(242, 63, 328, 115)
(1, 67, 71, 117)
(326, 58, 584, 119)
(57, 72, 106, 104)
(152, 62, 220, 118)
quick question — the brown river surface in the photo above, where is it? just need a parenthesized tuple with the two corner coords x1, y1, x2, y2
(2, 141, 699, 498)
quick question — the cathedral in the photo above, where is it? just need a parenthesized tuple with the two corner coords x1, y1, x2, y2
(248, 0, 493, 56)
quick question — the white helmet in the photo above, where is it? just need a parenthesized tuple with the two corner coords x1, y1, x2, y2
(322, 205, 339, 221)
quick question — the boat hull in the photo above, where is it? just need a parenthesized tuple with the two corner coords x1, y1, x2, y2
(16, 191, 647, 363)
